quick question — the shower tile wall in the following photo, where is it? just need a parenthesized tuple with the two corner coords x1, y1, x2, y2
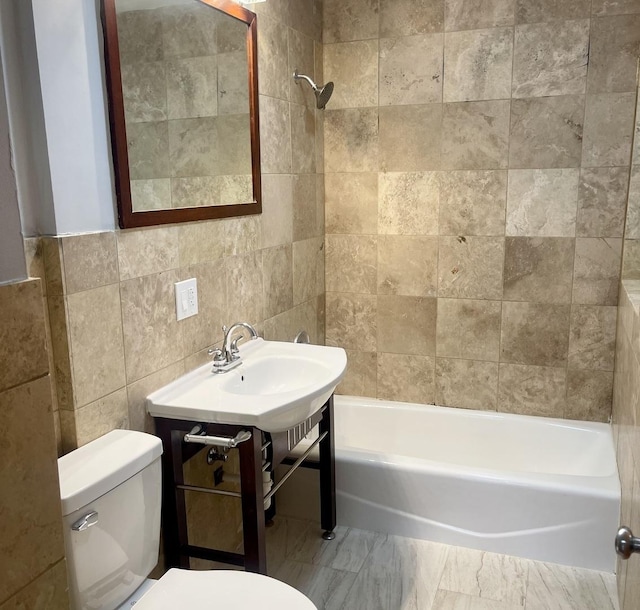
(323, 0, 640, 421)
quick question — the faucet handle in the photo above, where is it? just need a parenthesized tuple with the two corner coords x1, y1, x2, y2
(208, 347, 225, 363)
(230, 336, 243, 354)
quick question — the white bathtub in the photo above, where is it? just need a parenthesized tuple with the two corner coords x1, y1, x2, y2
(286, 395, 621, 572)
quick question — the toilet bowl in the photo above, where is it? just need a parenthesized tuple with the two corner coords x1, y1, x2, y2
(57, 429, 315, 609)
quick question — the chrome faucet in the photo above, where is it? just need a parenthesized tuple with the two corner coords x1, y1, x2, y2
(209, 322, 259, 373)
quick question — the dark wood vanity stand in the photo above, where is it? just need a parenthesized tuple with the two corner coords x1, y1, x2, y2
(154, 396, 336, 575)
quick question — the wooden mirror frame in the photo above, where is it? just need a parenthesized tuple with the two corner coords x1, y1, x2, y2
(101, 0, 261, 229)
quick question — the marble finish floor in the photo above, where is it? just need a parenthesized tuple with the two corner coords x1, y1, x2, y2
(257, 517, 619, 610)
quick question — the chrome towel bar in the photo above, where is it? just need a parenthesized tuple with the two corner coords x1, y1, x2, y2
(183, 425, 252, 449)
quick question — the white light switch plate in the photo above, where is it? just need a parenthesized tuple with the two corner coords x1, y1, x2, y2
(175, 278, 198, 321)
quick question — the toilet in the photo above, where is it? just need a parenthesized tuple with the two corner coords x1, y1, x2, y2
(58, 429, 316, 609)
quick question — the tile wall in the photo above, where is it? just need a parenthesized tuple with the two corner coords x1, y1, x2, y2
(27, 0, 324, 454)
(612, 79, 640, 610)
(323, 0, 640, 421)
(0, 278, 69, 609)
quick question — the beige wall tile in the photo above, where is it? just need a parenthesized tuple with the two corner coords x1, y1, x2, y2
(498, 363, 566, 416)
(0, 559, 69, 610)
(61, 232, 118, 294)
(67, 284, 126, 408)
(257, 14, 289, 100)
(627, 166, 640, 239)
(0, 378, 65, 603)
(47, 296, 74, 411)
(515, 0, 591, 23)
(120, 53, 165, 123)
(225, 251, 264, 326)
(291, 104, 316, 174)
(623, 239, 640, 280)
(325, 173, 378, 234)
(509, 95, 584, 169)
(437, 236, 505, 299)
(569, 305, 617, 371)
(325, 234, 377, 294)
(170, 176, 218, 208)
(74, 388, 129, 447)
(439, 170, 507, 236)
(592, 0, 640, 15)
(587, 15, 640, 93)
(565, 369, 613, 421)
(379, 34, 443, 106)
(182, 262, 228, 354)
(289, 29, 315, 107)
(445, 0, 514, 31)
(512, 20, 589, 98)
(117, 226, 179, 281)
(324, 40, 378, 109)
(503, 237, 575, 303)
(293, 237, 324, 306)
(442, 100, 510, 169)
(378, 172, 439, 235)
(506, 168, 579, 237)
(572, 238, 622, 305)
(378, 353, 436, 404)
(23, 238, 45, 287)
(377, 235, 438, 297)
(42, 237, 64, 296)
(379, 0, 444, 37)
(444, 28, 513, 102)
(376, 295, 437, 355)
(263, 245, 293, 319)
(379, 104, 442, 171)
(120, 270, 184, 383)
(577, 167, 629, 238)
(326, 293, 377, 351)
(261, 174, 293, 248)
(436, 358, 499, 410)
(336, 349, 377, 398)
(323, 0, 379, 43)
(225, 216, 262, 258)
(259, 95, 292, 173)
(0, 279, 48, 393)
(500, 302, 571, 366)
(178, 220, 226, 266)
(324, 108, 379, 172)
(582, 93, 636, 167)
(436, 298, 502, 361)
(127, 361, 185, 435)
(293, 174, 321, 241)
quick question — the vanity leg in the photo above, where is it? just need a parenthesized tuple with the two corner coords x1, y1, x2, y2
(239, 427, 267, 574)
(319, 395, 337, 539)
(156, 421, 190, 569)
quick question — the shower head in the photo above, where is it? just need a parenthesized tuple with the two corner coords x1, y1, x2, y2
(293, 69, 334, 110)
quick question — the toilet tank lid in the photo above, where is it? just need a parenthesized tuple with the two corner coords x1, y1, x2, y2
(58, 430, 163, 516)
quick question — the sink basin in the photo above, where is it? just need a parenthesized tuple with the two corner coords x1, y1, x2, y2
(146, 338, 347, 432)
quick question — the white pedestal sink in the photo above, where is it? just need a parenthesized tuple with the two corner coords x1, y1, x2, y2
(146, 338, 347, 432)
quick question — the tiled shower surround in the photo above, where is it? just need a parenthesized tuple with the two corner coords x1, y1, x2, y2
(323, 0, 640, 421)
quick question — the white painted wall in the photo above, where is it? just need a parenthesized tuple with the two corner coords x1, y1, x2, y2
(0, 48, 26, 283)
(0, 0, 55, 237)
(30, 0, 116, 234)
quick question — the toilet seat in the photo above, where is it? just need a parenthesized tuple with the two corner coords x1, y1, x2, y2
(132, 568, 317, 609)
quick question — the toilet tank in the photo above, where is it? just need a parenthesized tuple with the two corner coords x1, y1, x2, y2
(58, 430, 163, 610)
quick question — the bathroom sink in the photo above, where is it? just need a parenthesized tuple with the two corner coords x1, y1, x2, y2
(146, 339, 347, 432)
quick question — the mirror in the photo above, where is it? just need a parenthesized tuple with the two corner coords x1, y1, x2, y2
(101, 0, 261, 229)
